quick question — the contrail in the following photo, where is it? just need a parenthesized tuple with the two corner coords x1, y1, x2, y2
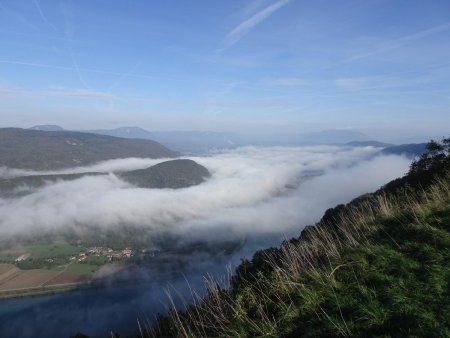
(107, 61, 142, 91)
(33, 0, 57, 30)
(69, 49, 90, 89)
(218, 0, 291, 52)
(343, 21, 450, 63)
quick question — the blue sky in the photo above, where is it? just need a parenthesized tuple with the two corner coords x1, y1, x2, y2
(0, 0, 449, 140)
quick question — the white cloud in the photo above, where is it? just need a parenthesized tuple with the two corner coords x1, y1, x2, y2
(0, 146, 411, 239)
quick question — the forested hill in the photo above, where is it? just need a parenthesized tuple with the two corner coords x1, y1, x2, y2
(147, 137, 450, 338)
(0, 128, 179, 170)
(120, 159, 211, 189)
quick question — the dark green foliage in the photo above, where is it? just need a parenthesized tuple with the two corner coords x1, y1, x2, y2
(409, 137, 450, 177)
(120, 159, 210, 189)
(383, 136, 449, 192)
(320, 203, 346, 225)
(230, 242, 305, 295)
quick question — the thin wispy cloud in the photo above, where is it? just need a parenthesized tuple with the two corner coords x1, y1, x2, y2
(60, 0, 75, 39)
(218, 0, 291, 53)
(344, 21, 450, 63)
(47, 88, 116, 99)
(33, 0, 56, 30)
(59, 1, 91, 89)
(70, 51, 90, 89)
(334, 77, 368, 90)
(265, 77, 307, 86)
(332, 74, 437, 93)
(0, 84, 25, 99)
(0, 84, 116, 100)
(107, 61, 142, 91)
(0, 60, 181, 82)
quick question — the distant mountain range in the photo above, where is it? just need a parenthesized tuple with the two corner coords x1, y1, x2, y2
(27, 125, 429, 159)
(30, 126, 238, 153)
(295, 129, 370, 144)
(29, 125, 377, 152)
(86, 127, 238, 153)
(345, 140, 426, 158)
(346, 140, 393, 148)
(1, 128, 179, 170)
(381, 143, 427, 158)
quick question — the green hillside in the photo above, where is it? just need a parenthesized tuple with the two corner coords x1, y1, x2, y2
(0, 128, 179, 170)
(148, 138, 450, 337)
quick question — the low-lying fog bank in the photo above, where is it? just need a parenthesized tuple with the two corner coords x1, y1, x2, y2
(0, 146, 411, 240)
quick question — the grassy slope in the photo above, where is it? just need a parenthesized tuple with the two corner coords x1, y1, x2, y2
(235, 185, 450, 337)
(149, 175, 450, 337)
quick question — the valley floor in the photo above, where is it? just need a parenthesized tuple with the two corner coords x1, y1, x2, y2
(0, 262, 127, 298)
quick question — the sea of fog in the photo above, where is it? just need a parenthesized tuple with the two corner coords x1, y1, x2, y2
(0, 146, 411, 337)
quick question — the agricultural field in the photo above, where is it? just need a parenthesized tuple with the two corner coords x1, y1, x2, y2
(0, 264, 21, 285)
(0, 241, 84, 266)
(25, 242, 81, 259)
(0, 240, 136, 296)
(0, 264, 59, 291)
(66, 263, 99, 275)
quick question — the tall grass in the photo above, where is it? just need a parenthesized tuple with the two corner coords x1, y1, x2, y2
(146, 175, 450, 337)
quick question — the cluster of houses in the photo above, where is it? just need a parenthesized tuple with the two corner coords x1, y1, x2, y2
(69, 246, 134, 262)
(12, 245, 135, 266)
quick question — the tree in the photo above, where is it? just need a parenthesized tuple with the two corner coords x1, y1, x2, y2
(409, 137, 449, 178)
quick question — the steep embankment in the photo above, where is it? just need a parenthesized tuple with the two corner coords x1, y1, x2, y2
(148, 138, 450, 337)
(0, 128, 179, 170)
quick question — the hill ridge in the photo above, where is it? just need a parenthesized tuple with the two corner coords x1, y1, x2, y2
(0, 128, 179, 170)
